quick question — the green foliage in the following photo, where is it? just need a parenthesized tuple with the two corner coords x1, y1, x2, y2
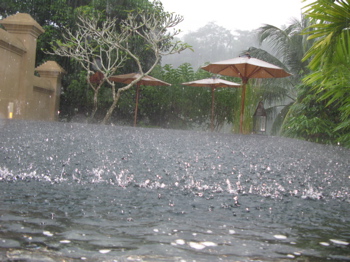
(270, 101, 294, 135)
(128, 63, 239, 131)
(281, 84, 342, 144)
(302, 0, 350, 70)
(282, 115, 337, 143)
(59, 70, 91, 120)
(257, 18, 312, 76)
(252, 17, 313, 135)
(1, 0, 172, 122)
(300, 0, 350, 147)
(0, 0, 89, 66)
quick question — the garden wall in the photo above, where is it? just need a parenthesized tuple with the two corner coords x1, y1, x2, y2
(0, 13, 64, 121)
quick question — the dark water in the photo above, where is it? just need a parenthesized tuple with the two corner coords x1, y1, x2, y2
(0, 120, 349, 261)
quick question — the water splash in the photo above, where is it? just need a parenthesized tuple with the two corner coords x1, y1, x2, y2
(0, 121, 350, 261)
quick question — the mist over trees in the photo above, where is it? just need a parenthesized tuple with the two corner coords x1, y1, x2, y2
(162, 22, 263, 69)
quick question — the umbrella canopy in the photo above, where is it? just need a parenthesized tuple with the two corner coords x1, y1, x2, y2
(182, 78, 241, 132)
(201, 56, 291, 80)
(109, 73, 170, 86)
(89, 71, 104, 84)
(109, 73, 171, 127)
(202, 55, 291, 133)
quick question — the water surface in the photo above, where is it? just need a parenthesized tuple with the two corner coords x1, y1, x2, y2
(0, 120, 349, 261)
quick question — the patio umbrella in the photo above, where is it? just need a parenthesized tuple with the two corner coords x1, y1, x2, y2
(202, 55, 291, 134)
(109, 73, 171, 127)
(182, 78, 241, 132)
(89, 71, 104, 84)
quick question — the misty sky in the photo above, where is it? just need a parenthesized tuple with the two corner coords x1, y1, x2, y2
(160, 0, 308, 35)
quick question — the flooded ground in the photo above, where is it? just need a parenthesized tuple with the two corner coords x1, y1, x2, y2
(0, 120, 349, 261)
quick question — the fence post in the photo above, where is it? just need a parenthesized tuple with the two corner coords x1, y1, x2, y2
(35, 61, 66, 121)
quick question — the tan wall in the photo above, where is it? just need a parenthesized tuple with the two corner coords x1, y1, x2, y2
(0, 28, 25, 118)
(0, 13, 65, 121)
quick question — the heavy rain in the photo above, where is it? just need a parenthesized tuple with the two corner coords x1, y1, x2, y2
(0, 120, 350, 261)
(1, 0, 350, 261)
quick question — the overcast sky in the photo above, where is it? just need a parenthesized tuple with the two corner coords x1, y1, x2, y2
(160, 0, 308, 35)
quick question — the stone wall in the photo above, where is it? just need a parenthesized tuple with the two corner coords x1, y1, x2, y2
(0, 13, 64, 121)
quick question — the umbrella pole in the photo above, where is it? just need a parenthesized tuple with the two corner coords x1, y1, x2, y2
(211, 87, 215, 132)
(239, 80, 247, 134)
(134, 84, 140, 127)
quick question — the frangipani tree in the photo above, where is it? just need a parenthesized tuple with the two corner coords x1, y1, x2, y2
(99, 1, 190, 124)
(48, 14, 128, 120)
(49, 0, 190, 124)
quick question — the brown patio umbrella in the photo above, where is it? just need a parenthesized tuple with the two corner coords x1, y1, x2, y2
(202, 55, 291, 134)
(182, 78, 241, 132)
(109, 73, 171, 127)
(89, 71, 104, 84)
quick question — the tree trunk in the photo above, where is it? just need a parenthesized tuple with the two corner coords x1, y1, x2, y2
(101, 85, 121, 125)
(90, 89, 99, 121)
(101, 99, 118, 125)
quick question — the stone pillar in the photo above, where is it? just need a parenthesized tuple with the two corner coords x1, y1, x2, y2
(0, 13, 45, 119)
(35, 61, 66, 121)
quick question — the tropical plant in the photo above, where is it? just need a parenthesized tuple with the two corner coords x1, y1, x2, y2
(253, 15, 313, 135)
(144, 63, 210, 129)
(257, 18, 311, 76)
(299, 0, 350, 147)
(281, 84, 341, 144)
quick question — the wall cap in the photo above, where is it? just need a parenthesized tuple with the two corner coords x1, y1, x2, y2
(36, 61, 66, 75)
(0, 13, 45, 37)
(0, 28, 26, 54)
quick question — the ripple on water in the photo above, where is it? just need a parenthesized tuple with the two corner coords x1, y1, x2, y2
(0, 121, 349, 261)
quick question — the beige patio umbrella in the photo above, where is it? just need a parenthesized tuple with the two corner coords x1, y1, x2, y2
(109, 73, 171, 127)
(182, 78, 241, 132)
(202, 55, 291, 134)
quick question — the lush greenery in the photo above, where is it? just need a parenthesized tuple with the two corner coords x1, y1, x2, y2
(280, 0, 350, 147)
(47, 3, 189, 124)
(253, 17, 313, 135)
(126, 63, 242, 131)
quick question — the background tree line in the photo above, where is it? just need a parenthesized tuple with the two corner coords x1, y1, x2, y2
(1, 0, 349, 147)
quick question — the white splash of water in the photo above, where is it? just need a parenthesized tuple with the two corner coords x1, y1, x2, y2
(330, 239, 349, 245)
(0, 166, 52, 182)
(274, 234, 287, 240)
(301, 184, 323, 199)
(114, 170, 134, 187)
(226, 179, 236, 194)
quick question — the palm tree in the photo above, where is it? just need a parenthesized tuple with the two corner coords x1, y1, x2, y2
(257, 18, 311, 76)
(300, 0, 350, 147)
(247, 16, 313, 134)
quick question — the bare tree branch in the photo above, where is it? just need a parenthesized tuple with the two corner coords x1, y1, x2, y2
(47, 14, 128, 119)
(48, 1, 191, 124)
